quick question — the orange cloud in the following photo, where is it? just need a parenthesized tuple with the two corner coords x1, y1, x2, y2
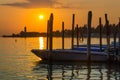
(1, 0, 72, 9)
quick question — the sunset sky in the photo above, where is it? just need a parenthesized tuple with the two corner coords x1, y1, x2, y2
(0, 0, 120, 36)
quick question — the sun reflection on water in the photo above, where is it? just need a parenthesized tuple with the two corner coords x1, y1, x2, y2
(39, 37, 44, 50)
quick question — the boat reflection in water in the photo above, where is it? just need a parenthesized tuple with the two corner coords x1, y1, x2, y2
(33, 61, 120, 80)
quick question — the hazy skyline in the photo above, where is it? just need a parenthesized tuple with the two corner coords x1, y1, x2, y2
(0, 0, 120, 36)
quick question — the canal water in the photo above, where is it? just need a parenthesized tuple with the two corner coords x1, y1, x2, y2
(0, 37, 120, 80)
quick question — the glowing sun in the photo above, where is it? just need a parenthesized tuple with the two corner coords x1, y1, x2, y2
(39, 15, 44, 20)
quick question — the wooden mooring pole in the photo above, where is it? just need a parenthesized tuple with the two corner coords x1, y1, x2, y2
(47, 20, 49, 50)
(87, 11, 92, 63)
(49, 13, 53, 52)
(48, 13, 53, 80)
(105, 13, 110, 60)
(62, 22, 64, 50)
(113, 24, 117, 50)
(118, 18, 120, 62)
(118, 18, 120, 51)
(99, 17, 102, 52)
(49, 13, 53, 63)
(76, 24, 79, 47)
(72, 14, 75, 49)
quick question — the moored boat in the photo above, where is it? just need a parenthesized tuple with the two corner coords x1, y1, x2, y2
(31, 49, 107, 62)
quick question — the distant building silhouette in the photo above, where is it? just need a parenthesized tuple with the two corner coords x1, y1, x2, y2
(24, 26, 27, 33)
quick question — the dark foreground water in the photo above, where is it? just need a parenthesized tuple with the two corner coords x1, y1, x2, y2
(0, 37, 120, 80)
(34, 61, 120, 80)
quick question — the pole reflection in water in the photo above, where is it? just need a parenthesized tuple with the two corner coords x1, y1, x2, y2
(86, 64, 91, 80)
(32, 62, 120, 80)
(47, 63, 53, 80)
(39, 37, 44, 50)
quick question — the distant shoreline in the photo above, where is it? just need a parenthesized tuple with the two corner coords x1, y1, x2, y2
(2, 35, 116, 38)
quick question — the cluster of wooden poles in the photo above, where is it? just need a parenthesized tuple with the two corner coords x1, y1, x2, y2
(45, 12, 120, 79)
(46, 11, 120, 62)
